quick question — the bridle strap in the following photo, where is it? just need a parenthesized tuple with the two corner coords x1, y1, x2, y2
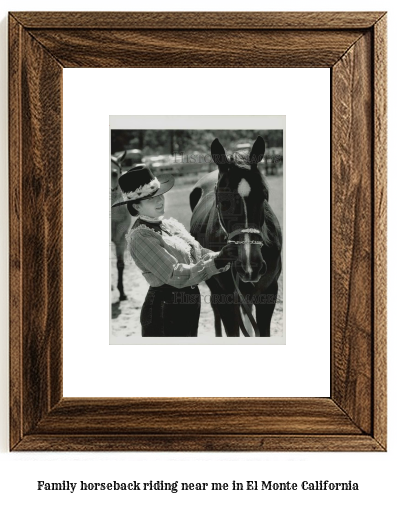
(214, 184, 229, 237)
(214, 184, 265, 244)
(231, 264, 261, 337)
(228, 228, 263, 240)
(215, 183, 263, 338)
(227, 228, 264, 245)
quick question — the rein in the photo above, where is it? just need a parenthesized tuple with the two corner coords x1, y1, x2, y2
(214, 183, 263, 337)
(230, 264, 261, 337)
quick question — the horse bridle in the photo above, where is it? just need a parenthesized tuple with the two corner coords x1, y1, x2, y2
(214, 183, 264, 338)
(214, 183, 265, 246)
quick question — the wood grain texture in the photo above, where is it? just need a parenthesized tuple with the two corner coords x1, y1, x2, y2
(373, 14, 387, 450)
(11, 11, 386, 29)
(8, 11, 387, 452)
(32, 398, 362, 435)
(332, 32, 373, 434)
(14, 435, 383, 452)
(9, 16, 64, 447)
(9, 15, 23, 450)
(28, 29, 363, 68)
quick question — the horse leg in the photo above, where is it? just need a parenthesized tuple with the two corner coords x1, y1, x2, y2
(211, 302, 223, 337)
(111, 285, 120, 304)
(205, 276, 241, 336)
(255, 281, 278, 337)
(215, 300, 240, 337)
(115, 241, 127, 301)
(110, 241, 120, 304)
(240, 304, 254, 336)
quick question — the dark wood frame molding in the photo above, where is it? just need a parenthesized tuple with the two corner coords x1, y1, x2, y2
(9, 11, 387, 451)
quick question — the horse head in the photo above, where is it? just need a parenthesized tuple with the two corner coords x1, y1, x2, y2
(211, 137, 270, 283)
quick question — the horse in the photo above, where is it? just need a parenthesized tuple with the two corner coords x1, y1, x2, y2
(111, 151, 131, 302)
(190, 137, 282, 337)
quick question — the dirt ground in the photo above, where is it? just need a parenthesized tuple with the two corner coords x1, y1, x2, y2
(111, 175, 284, 341)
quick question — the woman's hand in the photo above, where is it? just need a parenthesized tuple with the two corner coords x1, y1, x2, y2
(214, 243, 239, 269)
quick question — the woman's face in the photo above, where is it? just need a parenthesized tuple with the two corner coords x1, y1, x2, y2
(134, 194, 165, 217)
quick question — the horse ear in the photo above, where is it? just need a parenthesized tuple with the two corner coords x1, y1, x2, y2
(249, 136, 266, 165)
(117, 151, 127, 164)
(211, 138, 228, 171)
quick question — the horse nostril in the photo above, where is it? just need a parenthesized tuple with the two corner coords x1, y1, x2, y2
(260, 260, 268, 275)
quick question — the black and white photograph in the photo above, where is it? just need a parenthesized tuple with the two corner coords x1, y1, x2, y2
(110, 117, 285, 344)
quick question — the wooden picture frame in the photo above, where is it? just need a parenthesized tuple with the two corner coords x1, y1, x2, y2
(9, 11, 387, 451)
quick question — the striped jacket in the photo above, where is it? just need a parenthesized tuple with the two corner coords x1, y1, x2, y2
(126, 217, 229, 288)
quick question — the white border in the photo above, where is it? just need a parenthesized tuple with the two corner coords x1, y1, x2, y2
(110, 115, 286, 129)
(63, 68, 329, 397)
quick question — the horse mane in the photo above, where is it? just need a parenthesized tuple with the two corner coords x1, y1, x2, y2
(230, 149, 269, 200)
(230, 150, 251, 170)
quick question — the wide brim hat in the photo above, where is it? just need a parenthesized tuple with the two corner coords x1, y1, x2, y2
(111, 164, 174, 208)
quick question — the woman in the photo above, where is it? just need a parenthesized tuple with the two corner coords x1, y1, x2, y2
(112, 164, 237, 337)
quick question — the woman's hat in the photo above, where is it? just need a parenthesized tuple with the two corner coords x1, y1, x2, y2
(111, 165, 174, 208)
